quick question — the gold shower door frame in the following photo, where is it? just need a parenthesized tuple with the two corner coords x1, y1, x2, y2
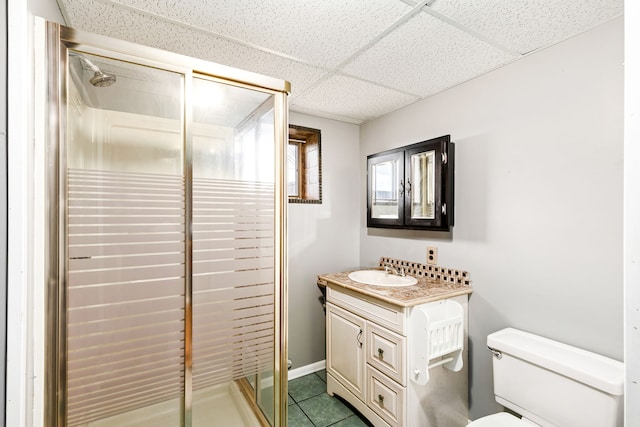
(43, 20, 289, 427)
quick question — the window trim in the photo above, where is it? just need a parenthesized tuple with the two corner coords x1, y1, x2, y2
(288, 124, 322, 204)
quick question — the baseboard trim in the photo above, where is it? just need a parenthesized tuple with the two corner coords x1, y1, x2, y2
(288, 360, 326, 380)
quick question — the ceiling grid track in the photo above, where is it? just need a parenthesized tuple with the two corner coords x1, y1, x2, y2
(419, 7, 523, 57)
(291, 0, 433, 104)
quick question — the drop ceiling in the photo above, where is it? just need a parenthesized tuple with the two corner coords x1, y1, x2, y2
(56, 0, 623, 124)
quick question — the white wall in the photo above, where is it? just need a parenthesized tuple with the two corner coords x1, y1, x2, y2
(288, 112, 360, 368)
(624, 1, 640, 424)
(6, 1, 61, 425)
(28, 0, 63, 23)
(1, 3, 7, 425)
(360, 17, 624, 420)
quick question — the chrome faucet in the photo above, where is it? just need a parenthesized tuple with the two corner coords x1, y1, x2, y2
(383, 264, 406, 277)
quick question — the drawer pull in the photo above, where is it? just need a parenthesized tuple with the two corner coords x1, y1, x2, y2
(378, 394, 384, 405)
(357, 329, 363, 348)
(377, 348, 384, 359)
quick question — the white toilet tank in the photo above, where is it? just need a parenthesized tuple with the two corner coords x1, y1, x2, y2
(487, 328, 624, 427)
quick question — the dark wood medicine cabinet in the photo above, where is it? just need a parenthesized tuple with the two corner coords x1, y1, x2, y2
(367, 134, 454, 231)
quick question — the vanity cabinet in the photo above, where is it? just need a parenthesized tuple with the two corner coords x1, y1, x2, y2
(325, 286, 468, 427)
(326, 303, 366, 400)
(367, 134, 454, 231)
(326, 294, 406, 426)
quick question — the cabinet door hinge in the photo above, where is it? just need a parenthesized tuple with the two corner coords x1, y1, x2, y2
(442, 152, 448, 164)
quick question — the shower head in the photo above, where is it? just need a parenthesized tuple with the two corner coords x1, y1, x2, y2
(71, 52, 117, 87)
(89, 71, 117, 87)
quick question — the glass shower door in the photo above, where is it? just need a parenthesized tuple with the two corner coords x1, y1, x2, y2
(65, 52, 186, 426)
(191, 76, 277, 425)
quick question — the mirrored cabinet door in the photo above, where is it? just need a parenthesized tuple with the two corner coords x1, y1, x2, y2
(404, 137, 452, 229)
(368, 151, 404, 226)
(367, 135, 454, 231)
(408, 149, 436, 220)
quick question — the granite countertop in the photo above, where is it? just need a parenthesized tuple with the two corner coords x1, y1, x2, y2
(317, 269, 472, 308)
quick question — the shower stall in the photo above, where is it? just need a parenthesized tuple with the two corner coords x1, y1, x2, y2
(42, 21, 289, 426)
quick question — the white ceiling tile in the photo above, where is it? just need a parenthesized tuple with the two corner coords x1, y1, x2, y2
(342, 13, 517, 98)
(60, 0, 327, 97)
(98, 0, 413, 68)
(291, 75, 419, 123)
(58, 0, 622, 123)
(429, 0, 623, 54)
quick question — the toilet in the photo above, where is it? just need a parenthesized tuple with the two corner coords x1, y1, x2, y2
(468, 328, 624, 427)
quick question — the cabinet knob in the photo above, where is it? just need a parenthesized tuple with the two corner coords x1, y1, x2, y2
(377, 348, 384, 359)
(378, 394, 384, 405)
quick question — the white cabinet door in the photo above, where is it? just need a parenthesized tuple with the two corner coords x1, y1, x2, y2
(327, 302, 366, 400)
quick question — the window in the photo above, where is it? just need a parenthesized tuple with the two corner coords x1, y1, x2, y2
(287, 142, 300, 196)
(288, 125, 321, 204)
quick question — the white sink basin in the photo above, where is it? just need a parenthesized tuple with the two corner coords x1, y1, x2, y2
(347, 270, 418, 287)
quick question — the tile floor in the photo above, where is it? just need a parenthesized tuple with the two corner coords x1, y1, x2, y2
(287, 370, 372, 427)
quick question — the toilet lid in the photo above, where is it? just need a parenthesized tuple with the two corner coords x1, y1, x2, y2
(468, 412, 532, 427)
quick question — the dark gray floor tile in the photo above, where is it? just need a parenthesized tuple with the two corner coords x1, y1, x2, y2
(298, 393, 354, 427)
(315, 369, 327, 383)
(288, 404, 315, 427)
(289, 374, 327, 402)
(288, 394, 295, 405)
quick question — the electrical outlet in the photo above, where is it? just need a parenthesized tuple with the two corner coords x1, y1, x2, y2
(427, 246, 438, 265)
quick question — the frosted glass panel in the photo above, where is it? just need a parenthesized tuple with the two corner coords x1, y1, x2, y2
(65, 53, 185, 426)
(191, 77, 276, 424)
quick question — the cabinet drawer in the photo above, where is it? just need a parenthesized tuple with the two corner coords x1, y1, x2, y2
(367, 366, 405, 427)
(327, 286, 405, 335)
(367, 323, 406, 386)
